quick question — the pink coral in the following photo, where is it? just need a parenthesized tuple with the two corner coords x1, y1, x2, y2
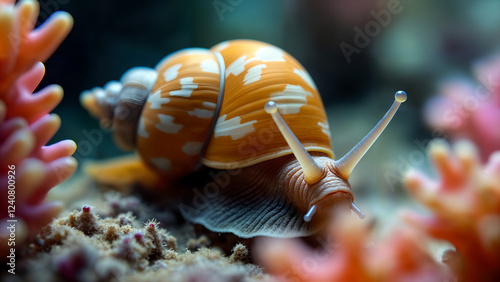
(424, 55, 500, 161)
(0, 0, 74, 252)
(404, 139, 500, 281)
(254, 215, 450, 282)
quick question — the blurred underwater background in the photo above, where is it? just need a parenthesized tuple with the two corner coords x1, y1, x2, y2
(2, 0, 500, 281)
(45, 0, 500, 212)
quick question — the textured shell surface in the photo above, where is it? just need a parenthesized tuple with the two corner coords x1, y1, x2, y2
(205, 40, 333, 169)
(137, 48, 220, 178)
(137, 40, 333, 177)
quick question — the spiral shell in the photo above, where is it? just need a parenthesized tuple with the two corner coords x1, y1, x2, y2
(138, 40, 332, 178)
(81, 40, 407, 238)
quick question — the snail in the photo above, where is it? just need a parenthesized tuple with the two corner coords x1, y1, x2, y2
(81, 40, 406, 238)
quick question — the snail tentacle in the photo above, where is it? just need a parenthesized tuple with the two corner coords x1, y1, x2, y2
(303, 205, 317, 222)
(350, 202, 365, 219)
(265, 101, 325, 185)
(335, 91, 407, 180)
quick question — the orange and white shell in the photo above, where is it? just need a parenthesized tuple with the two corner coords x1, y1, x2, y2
(137, 40, 333, 179)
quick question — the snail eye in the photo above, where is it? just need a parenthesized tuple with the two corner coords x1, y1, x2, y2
(351, 202, 365, 219)
(303, 205, 317, 222)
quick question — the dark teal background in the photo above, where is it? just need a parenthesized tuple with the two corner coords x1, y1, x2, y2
(37, 0, 500, 161)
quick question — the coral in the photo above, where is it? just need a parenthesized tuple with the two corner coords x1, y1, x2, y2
(0, 0, 75, 253)
(66, 205, 102, 236)
(229, 243, 251, 264)
(22, 200, 267, 282)
(99, 192, 178, 229)
(254, 214, 451, 282)
(424, 54, 500, 161)
(187, 235, 211, 252)
(122, 247, 268, 282)
(254, 140, 499, 282)
(404, 139, 500, 281)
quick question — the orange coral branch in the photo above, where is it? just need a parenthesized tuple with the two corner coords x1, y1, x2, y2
(0, 0, 72, 94)
(0, 0, 75, 256)
(404, 140, 500, 281)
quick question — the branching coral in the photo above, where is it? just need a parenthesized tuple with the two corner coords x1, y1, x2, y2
(255, 140, 500, 281)
(404, 139, 500, 281)
(424, 55, 500, 161)
(254, 214, 451, 282)
(0, 0, 74, 252)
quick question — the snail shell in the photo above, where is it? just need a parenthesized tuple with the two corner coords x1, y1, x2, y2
(138, 40, 331, 178)
(81, 40, 406, 238)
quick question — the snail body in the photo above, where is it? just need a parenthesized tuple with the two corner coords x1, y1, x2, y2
(81, 40, 406, 238)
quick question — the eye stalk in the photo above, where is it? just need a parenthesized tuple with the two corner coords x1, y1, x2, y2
(265, 91, 407, 223)
(334, 91, 407, 180)
(265, 101, 325, 185)
(350, 202, 365, 219)
(303, 205, 317, 222)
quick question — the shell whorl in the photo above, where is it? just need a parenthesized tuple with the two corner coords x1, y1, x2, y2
(80, 67, 158, 150)
(81, 40, 333, 179)
(136, 49, 221, 177)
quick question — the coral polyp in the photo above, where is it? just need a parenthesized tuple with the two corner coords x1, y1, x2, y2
(254, 214, 451, 281)
(25, 197, 267, 281)
(404, 139, 500, 281)
(253, 140, 500, 281)
(424, 54, 500, 161)
(0, 0, 75, 253)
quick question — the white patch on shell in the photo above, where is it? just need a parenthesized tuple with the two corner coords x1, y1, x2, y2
(214, 41, 230, 52)
(163, 64, 181, 82)
(137, 119, 149, 138)
(200, 59, 219, 73)
(294, 68, 317, 90)
(156, 114, 183, 134)
(269, 84, 313, 114)
(147, 90, 170, 110)
(202, 101, 216, 109)
(243, 64, 266, 85)
(255, 46, 285, 62)
(318, 121, 331, 138)
(182, 141, 203, 156)
(226, 55, 248, 77)
(188, 108, 214, 119)
(170, 77, 198, 97)
(214, 114, 257, 140)
(150, 157, 171, 171)
(179, 48, 209, 56)
(226, 46, 285, 78)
